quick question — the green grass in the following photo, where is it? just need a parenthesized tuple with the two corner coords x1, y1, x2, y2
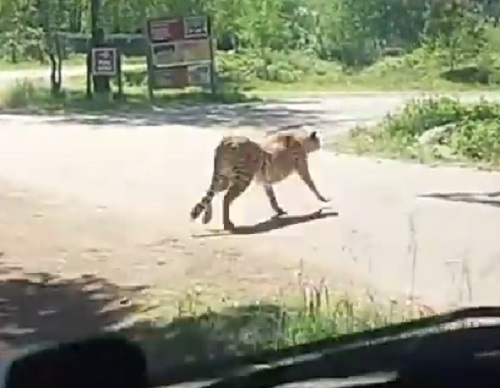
(244, 67, 498, 93)
(3, 51, 499, 116)
(121, 277, 434, 366)
(0, 77, 258, 114)
(332, 96, 500, 171)
(3, 49, 500, 95)
(216, 49, 500, 93)
(6, 265, 434, 369)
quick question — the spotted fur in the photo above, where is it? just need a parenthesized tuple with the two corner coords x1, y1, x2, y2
(190, 129, 329, 231)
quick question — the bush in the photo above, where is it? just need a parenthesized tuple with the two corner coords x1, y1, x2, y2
(116, 50, 341, 88)
(216, 50, 342, 84)
(450, 118, 500, 162)
(336, 97, 500, 166)
(383, 97, 464, 139)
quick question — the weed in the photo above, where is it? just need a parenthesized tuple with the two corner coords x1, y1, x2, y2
(127, 237, 436, 365)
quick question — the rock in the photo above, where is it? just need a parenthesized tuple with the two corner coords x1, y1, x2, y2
(431, 144, 455, 160)
(418, 123, 456, 145)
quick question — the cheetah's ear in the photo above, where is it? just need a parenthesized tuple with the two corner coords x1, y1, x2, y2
(310, 131, 318, 140)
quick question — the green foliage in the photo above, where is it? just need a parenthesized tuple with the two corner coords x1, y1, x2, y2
(449, 107, 500, 162)
(383, 98, 464, 138)
(3, 0, 500, 94)
(422, 0, 489, 71)
(336, 97, 500, 166)
(217, 50, 341, 84)
(215, 49, 500, 91)
(134, 282, 432, 361)
(0, 0, 498, 71)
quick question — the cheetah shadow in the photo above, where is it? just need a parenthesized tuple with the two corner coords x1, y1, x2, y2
(192, 208, 339, 238)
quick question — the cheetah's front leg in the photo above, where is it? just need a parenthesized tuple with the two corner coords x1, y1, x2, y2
(295, 158, 330, 203)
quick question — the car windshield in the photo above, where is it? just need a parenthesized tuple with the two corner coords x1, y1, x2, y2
(0, 0, 498, 387)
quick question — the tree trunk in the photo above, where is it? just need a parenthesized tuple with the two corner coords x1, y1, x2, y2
(48, 34, 63, 95)
(10, 43, 17, 64)
(90, 0, 110, 95)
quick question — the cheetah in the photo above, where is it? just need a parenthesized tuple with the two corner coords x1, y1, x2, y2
(190, 128, 329, 231)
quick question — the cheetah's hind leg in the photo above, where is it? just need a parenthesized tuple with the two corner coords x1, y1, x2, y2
(191, 175, 228, 224)
(202, 176, 230, 224)
(201, 202, 213, 224)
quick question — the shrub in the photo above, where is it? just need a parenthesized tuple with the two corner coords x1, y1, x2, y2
(216, 50, 342, 84)
(450, 118, 500, 162)
(383, 97, 464, 139)
(340, 97, 500, 166)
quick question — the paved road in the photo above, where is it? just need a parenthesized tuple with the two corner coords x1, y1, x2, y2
(2, 67, 500, 309)
(0, 90, 500, 310)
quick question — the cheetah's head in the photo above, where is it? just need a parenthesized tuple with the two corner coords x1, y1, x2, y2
(274, 128, 321, 153)
(301, 130, 321, 153)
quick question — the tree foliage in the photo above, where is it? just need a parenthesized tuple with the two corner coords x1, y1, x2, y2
(0, 0, 497, 69)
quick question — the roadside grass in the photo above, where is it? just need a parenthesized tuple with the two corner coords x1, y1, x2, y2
(123, 269, 435, 367)
(244, 66, 497, 93)
(331, 96, 500, 171)
(0, 77, 258, 114)
(2, 49, 500, 105)
(216, 49, 500, 93)
(1, 58, 498, 115)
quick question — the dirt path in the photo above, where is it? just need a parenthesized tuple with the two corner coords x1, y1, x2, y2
(1, 95, 500, 357)
(0, 111, 347, 357)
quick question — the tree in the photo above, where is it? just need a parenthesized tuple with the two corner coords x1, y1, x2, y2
(423, 0, 488, 70)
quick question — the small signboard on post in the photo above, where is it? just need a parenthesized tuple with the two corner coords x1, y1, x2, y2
(91, 47, 118, 76)
(144, 15, 216, 99)
(87, 44, 124, 100)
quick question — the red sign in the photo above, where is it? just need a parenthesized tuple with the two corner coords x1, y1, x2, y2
(147, 16, 209, 43)
(146, 15, 213, 92)
(147, 18, 184, 43)
(153, 66, 188, 89)
(152, 64, 211, 89)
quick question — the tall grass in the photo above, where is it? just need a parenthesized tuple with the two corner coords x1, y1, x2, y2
(131, 253, 436, 365)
